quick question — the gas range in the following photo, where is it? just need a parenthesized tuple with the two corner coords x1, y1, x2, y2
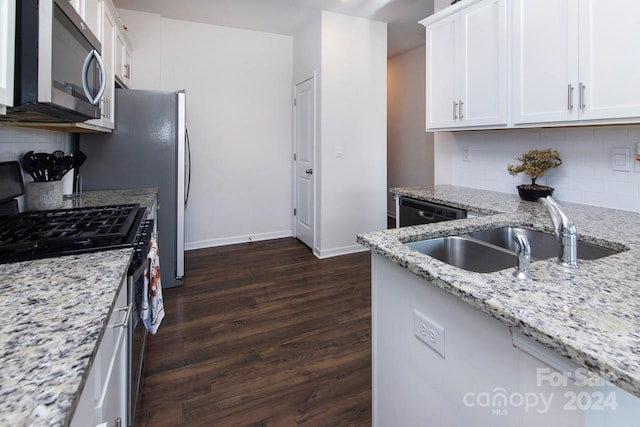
(0, 204, 149, 264)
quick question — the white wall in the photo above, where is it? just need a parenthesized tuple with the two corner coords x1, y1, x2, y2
(293, 13, 321, 84)
(434, 0, 451, 13)
(119, 10, 294, 250)
(442, 125, 640, 212)
(387, 46, 434, 216)
(116, 10, 161, 90)
(318, 11, 387, 257)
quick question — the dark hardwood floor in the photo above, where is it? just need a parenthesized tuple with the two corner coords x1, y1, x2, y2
(138, 238, 372, 426)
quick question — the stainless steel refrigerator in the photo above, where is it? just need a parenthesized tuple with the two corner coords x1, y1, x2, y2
(80, 89, 190, 288)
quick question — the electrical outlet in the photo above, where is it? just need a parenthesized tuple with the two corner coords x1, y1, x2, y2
(413, 309, 445, 358)
(611, 148, 631, 172)
(463, 146, 471, 162)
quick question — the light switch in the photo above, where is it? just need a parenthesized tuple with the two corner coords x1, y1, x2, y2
(335, 145, 343, 158)
(611, 148, 631, 172)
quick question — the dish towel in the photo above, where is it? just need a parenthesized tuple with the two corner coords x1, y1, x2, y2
(141, 238, 165, 334)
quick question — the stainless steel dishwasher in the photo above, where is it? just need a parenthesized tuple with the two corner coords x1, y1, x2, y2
(399, 196, 467, 227)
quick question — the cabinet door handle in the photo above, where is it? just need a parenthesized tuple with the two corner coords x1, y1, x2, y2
(567, 84, 574, 110)
(453, 101, 458, 120)
(113, 305, 132, 328)
(579, 82, 586, 109)
(459, 100, 464, 119)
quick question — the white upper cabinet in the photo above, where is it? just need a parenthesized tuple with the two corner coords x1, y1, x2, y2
(424, 0, 507, 130)
(513, 0, 640, 125)
(85, 0, 116, 129)
(425, 15, 458, 129)
(511, 0, 579, 124)
(115, 28, 133, 88)
(69, 0, 102, 41)
(0, 0, 16, 113)
(578, 0, 640, 121)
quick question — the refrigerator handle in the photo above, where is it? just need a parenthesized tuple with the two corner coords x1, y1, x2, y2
(185, 125, 192, 206)
(176, 91, 186, 280)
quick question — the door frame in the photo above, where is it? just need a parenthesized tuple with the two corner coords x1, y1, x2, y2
(292, 73, 317, 252)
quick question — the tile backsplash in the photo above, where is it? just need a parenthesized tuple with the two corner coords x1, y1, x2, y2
(449, 125, 640, 212)
(0, 127, 72, 210)
(0, 127, 71, 162)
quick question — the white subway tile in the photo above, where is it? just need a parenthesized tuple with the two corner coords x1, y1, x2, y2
(595, 126, 627, 144)
(584, 191, 640, 212)
(552, 188, 585, 204)
(594, 168, 630, 183)
(601, 180, 640, 196)
(570, 177, 604, 192)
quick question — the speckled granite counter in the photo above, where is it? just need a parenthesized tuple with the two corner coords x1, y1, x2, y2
(60, 187, 158, 211)
(358, 185, 640, 398)
(0, 188, 157, 426)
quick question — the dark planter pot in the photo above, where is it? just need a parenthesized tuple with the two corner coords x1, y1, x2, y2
(517, 185, 554, 202)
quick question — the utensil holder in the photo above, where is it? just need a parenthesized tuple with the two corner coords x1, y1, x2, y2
(26, 181, 63, 211)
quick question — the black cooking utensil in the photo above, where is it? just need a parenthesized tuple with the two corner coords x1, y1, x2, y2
(21, 151, 39, 182)
(71, 150, 87, 194)
(32, 152, 55, 181)
(72, 150, 87, 169)
(54, 156, 74, 181)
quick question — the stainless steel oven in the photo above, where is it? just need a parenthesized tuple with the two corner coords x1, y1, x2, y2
(127, 219, 153, 427)
(6, 0, 105, 123)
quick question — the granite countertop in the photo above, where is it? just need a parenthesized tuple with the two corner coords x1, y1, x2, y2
(0, 188, 157, 426)
(60, 187, 158, 210)
(358, 185, 640, 398)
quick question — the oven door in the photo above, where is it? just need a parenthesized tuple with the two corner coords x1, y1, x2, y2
(13, 0, 105, 121)
(128, 257, 149, 427)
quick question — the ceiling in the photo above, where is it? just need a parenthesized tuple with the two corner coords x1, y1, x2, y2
(112, 0, 435, 58)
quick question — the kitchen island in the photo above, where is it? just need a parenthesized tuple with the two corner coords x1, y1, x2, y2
(358, 185, 640, 425)
(0, 188, 157, 426)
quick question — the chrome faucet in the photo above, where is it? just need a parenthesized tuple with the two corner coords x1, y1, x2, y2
(512, 231, 532, 280)
(538, 196, 578, 269)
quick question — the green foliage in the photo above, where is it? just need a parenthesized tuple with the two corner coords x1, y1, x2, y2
(507, 149, 562, 185)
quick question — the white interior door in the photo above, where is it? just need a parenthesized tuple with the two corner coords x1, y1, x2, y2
(294, 77, 315, 249)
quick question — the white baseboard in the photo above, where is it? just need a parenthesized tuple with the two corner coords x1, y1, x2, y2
(185, 229, 293, 251)
(314, 243, 369, 259)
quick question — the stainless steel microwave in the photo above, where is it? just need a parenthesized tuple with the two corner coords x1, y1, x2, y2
(4, 0, 106, 123)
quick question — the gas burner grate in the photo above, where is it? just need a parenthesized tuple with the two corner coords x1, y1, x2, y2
(0, 204, 141, 262)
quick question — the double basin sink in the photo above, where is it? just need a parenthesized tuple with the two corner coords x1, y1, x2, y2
(405, 226, 620, 273)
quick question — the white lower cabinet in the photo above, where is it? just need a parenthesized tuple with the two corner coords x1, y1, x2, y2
(71, 280, 129, 427)
(372, 254, 640, 426)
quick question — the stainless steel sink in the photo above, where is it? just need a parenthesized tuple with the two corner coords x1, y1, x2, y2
(405, 226, 621, 273)
(405, 236, 517, 273)
(467, 226, 619, 260)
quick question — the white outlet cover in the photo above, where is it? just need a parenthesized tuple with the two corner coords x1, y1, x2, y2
(413, 309, 445, 358)
(611, 148, 631, 172)
(463, 146, 471, 162)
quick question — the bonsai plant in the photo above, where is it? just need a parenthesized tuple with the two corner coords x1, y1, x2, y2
(507, 149, 562, 201)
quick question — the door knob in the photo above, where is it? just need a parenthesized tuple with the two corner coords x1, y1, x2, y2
(305, 169, 313, 174)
